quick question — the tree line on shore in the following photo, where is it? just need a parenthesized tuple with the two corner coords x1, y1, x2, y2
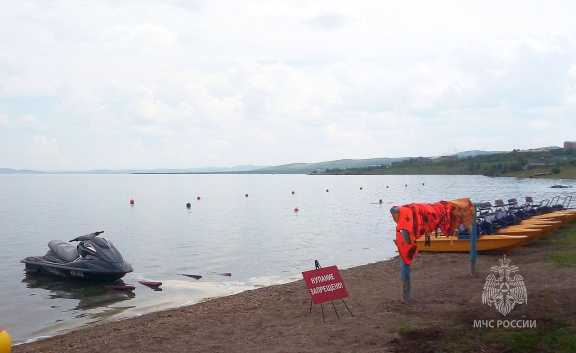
(315, 149, 576, 178)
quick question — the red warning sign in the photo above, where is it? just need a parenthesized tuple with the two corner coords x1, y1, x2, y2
(302, 265, 349, 305)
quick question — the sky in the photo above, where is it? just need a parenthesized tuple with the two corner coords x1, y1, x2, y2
(1, 0, 576, 170)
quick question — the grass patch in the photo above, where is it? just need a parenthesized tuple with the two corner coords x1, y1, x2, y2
(397, 321, 416, 335)
(483, 325, 576, 353)
(550, 252, 576, 266)
(394, 324, 576, 353)
(547, 224, 576, 266)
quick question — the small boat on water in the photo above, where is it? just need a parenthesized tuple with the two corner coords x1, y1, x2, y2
(416, 235, 528, 253)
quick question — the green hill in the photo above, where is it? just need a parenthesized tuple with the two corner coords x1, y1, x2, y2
(255, 158, 405, 174)
(315, 148, 576, 179)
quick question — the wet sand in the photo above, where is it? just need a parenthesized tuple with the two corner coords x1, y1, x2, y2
(15, 226, 576, 353)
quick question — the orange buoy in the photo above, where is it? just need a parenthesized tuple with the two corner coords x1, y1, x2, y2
(0, 328, 11, 353)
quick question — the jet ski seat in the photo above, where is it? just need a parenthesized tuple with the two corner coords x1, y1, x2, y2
(48, 240, 79, 262)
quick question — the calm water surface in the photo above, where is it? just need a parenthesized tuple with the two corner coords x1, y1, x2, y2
(0, 174, 573, 342)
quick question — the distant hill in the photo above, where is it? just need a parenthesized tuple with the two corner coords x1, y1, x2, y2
(92, 165, 268, 174)
(524, 146, 562, 152)
(1, 151, 510, 175)
(0, 165, 268, 174)
(316, 148, 576, 178)
(255, 158, 405, 174)
(453, 150, 504, 159)
(255, 151, 505, 174)
(0, 168, 43, 174)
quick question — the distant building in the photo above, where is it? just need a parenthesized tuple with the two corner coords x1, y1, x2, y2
(564, 141, 576, 150)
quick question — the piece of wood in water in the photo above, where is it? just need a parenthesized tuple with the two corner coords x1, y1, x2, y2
(139, 280, 163, 288)
(179, 274, 202, 280)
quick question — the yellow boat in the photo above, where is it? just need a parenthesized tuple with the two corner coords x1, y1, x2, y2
(531, 211, 576, 223)
(520, 219, 562, 230)
(556, 209, 576, 214)
(496, 224, 556, 240)
(558, 210, 576, 221)
(532, 212, 570, 219)
(416, 235, 528, 253)
(496, 226, 548, 239)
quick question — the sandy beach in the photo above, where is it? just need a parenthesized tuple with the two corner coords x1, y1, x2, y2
(15, 224, 576, 353)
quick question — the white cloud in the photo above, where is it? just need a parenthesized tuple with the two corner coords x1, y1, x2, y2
(1, 0, 576, 169)
(0, 113, 8, 128)
(102, 24, 179, 48)
(27, 135, 65, 169)
(303, 13, 350, 31)
(527, 120, 552, 130)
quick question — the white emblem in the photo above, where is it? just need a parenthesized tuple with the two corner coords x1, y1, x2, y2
(482, 255, 527, 316)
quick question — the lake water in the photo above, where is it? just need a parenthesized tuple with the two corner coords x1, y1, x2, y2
(0, 174, 573, 342)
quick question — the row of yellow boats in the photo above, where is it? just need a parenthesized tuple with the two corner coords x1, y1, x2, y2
(416, 209, 576, 253)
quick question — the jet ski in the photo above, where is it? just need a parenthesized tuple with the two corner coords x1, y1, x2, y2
(21, 231, 133, 282)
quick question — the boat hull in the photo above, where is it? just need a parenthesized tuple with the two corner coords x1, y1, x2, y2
(496, 227, 547, 240)
(532, 212, 576, 223)
(23, 259, 129, 282)
(416, 235, 528, 253)
(520, 220, 562, 230)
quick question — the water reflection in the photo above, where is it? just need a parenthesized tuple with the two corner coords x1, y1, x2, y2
(22, 273, 135, 311)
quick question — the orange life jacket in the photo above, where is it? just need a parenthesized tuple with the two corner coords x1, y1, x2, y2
(393, 199, 470, 264)
(394, 206, 418, 265)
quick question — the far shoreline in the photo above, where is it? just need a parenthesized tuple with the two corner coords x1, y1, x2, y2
(134, 172, 576, 181)
(2, 171, 574, 181)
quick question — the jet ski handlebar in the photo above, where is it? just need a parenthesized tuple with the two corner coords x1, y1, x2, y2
(70, 231, 104, 242)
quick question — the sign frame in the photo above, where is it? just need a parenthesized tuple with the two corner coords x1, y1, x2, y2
(302, 261, 353, 321)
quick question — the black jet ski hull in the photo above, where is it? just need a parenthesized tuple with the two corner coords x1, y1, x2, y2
(22, 232, 132, 283)
(22, 257, 131, 282)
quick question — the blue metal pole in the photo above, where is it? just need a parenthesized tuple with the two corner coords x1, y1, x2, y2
(401, 261, 411, 303)
(401, 230, 411, 303)
(470, 204, 478, 275)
